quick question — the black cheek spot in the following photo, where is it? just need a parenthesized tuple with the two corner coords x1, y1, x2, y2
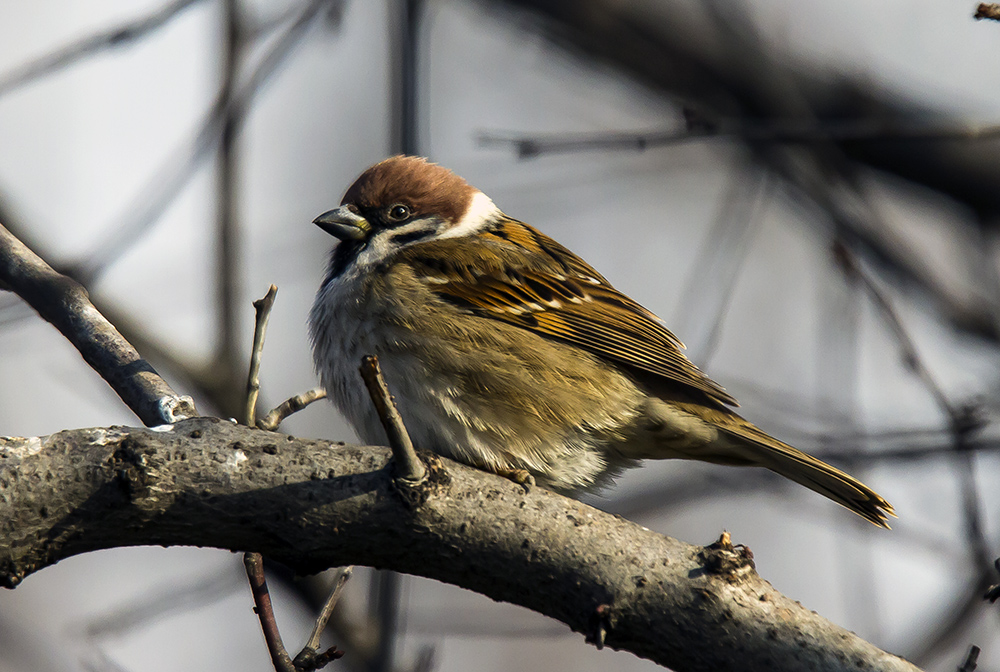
(391, 229, 435, 246)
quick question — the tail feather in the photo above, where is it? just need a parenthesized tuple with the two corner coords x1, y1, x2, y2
(721, 426, 895, 528)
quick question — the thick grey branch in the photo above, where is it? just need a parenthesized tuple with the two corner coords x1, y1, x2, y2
(0, 223, 195, 425)
(0, 417, 921, 672)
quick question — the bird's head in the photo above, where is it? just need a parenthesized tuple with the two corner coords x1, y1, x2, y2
(313, 155, 501, 248)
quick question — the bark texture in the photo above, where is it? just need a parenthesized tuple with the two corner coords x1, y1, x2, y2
(0, 417, 921, 672)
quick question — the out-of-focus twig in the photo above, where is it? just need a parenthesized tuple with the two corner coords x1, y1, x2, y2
(0, 0, 204, 97)
(479, 118, 1000, 159)
(832, 242, 969, 422)
(217, 0, 243, 377)
(73, 0, 337, 283)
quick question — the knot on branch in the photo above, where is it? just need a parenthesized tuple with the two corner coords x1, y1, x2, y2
(699, 531, 755, 582)
(392, 451, 450, 509)
(109, 436, 154, 505)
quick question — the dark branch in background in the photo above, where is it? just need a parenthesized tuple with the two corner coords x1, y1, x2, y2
(482, 0, 1000, 342)
(0, 418, 924, 672)
(831, 243, 979, 427)
(0, 0, 204, 96)
(478, 118, 1000, 159)
(0, 223, 196, 426)
(832, 242, 997, 667)
(217, 0, 243, 381)
(370, 2, 427, 669)
(71, 0, 338, 285)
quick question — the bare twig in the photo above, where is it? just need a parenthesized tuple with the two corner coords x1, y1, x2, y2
(242, 283, 344, 672)
(258, 388, 328, 431)
(245, 285, 278, 426)
(975, 3, 1000, 21)
(359, 356, 425, 484)
(245, 552, 298, 672)
(0, 222, 196, 426)
(293, 567, 353, 671)
(0, 0, 204, 96)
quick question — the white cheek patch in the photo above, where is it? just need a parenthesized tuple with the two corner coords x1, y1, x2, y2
(436, 191, 501, 239)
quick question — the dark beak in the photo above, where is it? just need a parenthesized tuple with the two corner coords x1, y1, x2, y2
(313, 206, 370, 241)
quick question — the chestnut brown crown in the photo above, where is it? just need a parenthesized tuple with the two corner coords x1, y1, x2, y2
(341, 155, 476, 224)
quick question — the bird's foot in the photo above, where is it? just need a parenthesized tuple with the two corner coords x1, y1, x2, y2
(495, 467, 535, 493)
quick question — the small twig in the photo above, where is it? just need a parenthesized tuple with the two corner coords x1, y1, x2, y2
(975, 3, 1000, 20)
(359, 355, 426, 483)
(244, 508, 346, 671)
(245, 552, 297, 672)
(240, 286, 345, 671)
(958, 645, 980, 672)
(245, 285, 278, 426)
(293, 567, 353, 670)
(258, 388, 328, 431)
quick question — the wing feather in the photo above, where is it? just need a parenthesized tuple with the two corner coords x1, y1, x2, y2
(398, 216, 738, 407)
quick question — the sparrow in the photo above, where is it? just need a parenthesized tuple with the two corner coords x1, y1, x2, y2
(309, 155, 895, 527)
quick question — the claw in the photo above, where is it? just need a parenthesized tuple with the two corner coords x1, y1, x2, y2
(496, 467, 534, 493)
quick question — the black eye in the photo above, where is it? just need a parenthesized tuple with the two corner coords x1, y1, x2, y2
(387, 204, 410, 221)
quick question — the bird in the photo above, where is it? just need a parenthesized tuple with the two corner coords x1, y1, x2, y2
(309, 155, 895, 527)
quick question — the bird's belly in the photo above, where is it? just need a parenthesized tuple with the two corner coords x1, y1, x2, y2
(310, 283, 642, 493)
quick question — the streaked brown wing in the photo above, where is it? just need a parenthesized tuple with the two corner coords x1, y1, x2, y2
(399, 217, 738, 407)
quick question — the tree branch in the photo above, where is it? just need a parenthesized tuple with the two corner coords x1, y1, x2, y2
(0, 222, 195, 426)
(0, 417, 921, 672)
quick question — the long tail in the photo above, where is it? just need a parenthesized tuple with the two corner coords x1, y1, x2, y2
(720, 425, 895, 528)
